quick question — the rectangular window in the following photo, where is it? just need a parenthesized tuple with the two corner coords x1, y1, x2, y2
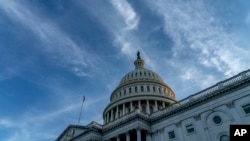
(141, 86, 144, 92)
(124, 90, 126, 95)
(242, 104, 250, 114)
(153, 87, 156, 92)
(158, 88, 161, 94)
(147, 86, 150, 92)
(186, 124, 195, 134)
(168, 131, 175, 139)
(129, 88, 132, 94)
(135, 86, 137, 93)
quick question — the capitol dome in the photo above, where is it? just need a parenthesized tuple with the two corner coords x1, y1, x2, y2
(103, 52, 177, 124)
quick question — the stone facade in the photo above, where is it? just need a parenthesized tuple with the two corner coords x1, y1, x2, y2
(56, 53, 250, 141)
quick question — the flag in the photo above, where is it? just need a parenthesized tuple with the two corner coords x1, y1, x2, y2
(83, 96, 85, 103)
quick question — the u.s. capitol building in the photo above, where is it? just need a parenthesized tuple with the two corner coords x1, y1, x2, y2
(56, 52, 250, 141)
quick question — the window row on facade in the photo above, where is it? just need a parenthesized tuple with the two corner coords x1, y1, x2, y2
(124, 71, 161, 80)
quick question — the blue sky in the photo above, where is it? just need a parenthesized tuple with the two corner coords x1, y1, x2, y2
(0, 0, 250, 140)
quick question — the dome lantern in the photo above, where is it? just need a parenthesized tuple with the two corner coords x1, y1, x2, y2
(134, 51, 145, 69)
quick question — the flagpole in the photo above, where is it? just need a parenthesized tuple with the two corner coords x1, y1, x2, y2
(78, 96, 85, 125)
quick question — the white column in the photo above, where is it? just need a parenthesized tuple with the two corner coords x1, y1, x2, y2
(226, 102, 241, 123)
(146, 132, 151, 141)
(138, 100, 141, 111)
(126, 132, 130, 141)
(107, 112, 110, 123)
(116, 106, 119, 119)
(175, 122, 185, 141)
(163, 102, 165, 108)
(146, 100, 150, 114)
(116, 136, 120, 141)
(156, 130, 162, 141)
(160, 129, 164, 141)
(111, 109, 114, 121)
(154, 101, 158, 111)
(137, 128, 141, 141)
(123, 103, 125, 115)
(130, 102, 133, 111)
(194, 115, 209, 141)
(104, 115, 107, 124)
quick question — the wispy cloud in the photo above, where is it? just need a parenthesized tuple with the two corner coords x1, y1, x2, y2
(108, 0, 141, 59)
(0, 93, 107, 141)
(0, 0, 98, 78)
(80, 0, 161, 71)
(180, 66, 217, 87)
(145, 0, 250, 78)
(110, 0, 139, 30)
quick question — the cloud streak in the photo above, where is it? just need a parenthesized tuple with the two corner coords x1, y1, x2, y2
(145, 0, 250, 78)
(0, 0, 98, 78)
(110, 0, 139, 30)
(0, 93, 107, 141)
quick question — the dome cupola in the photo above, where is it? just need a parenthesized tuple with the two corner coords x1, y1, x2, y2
(134, 51, 145, 69)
